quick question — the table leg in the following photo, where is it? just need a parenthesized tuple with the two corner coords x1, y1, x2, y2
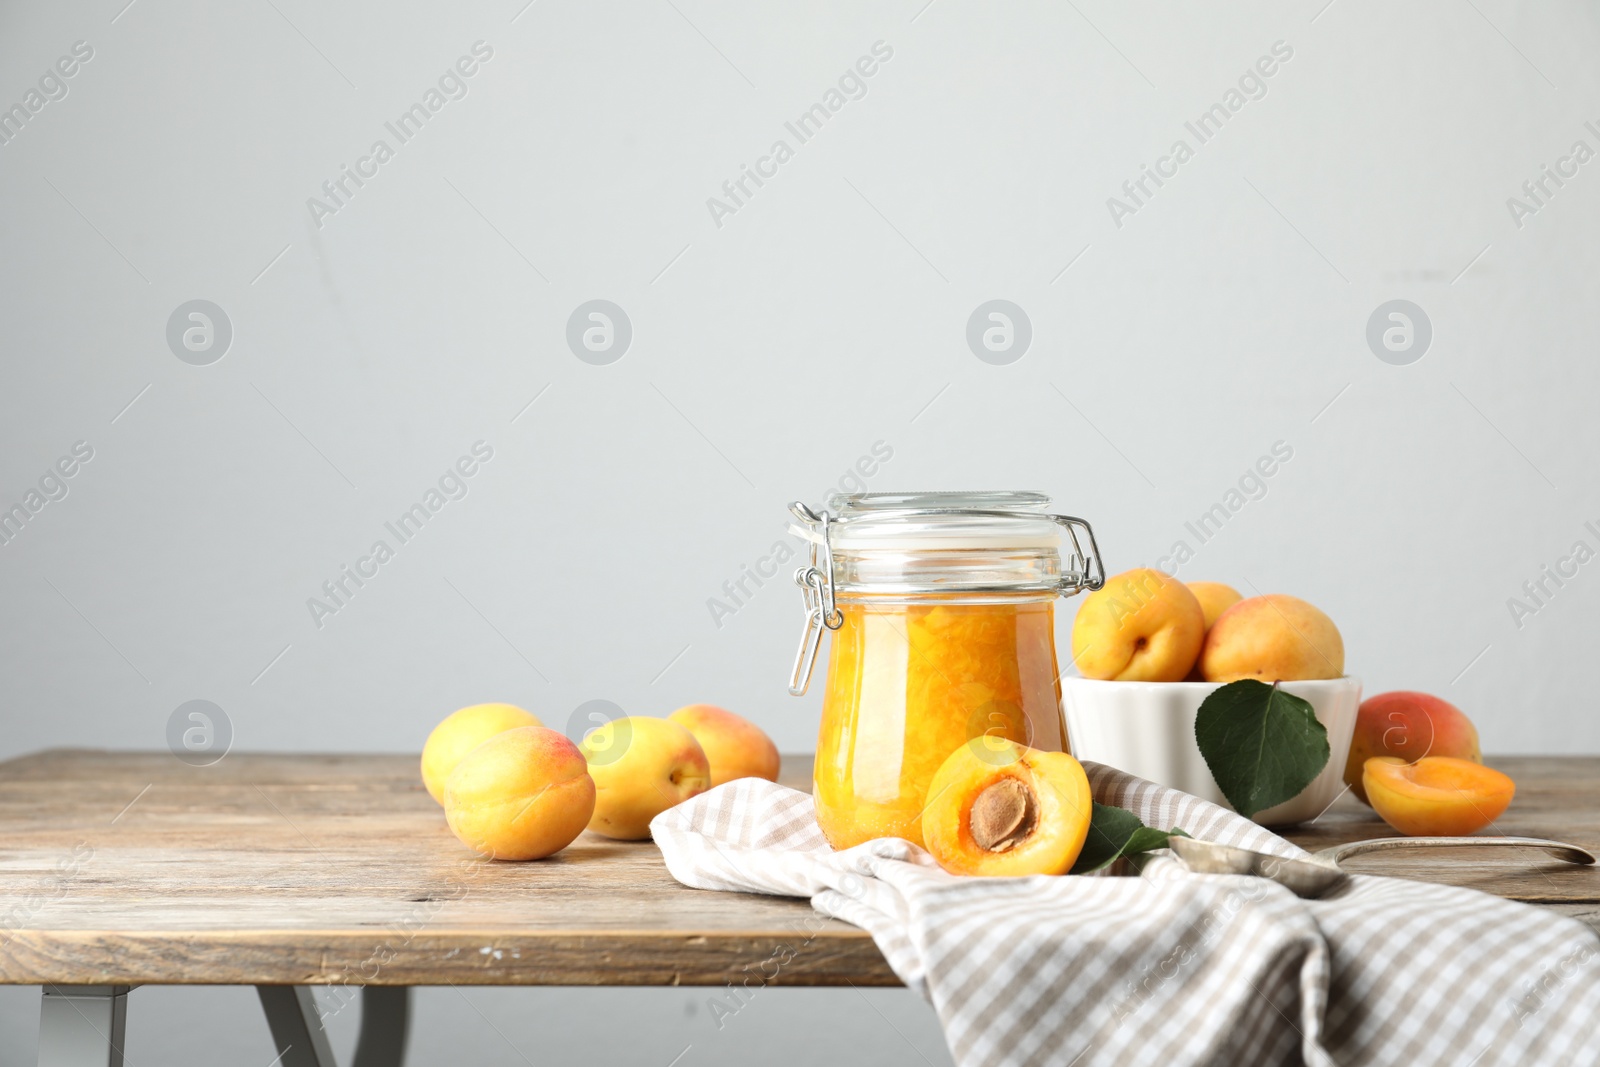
(256, 986, 336, 1067)
(38, 985, 130, 1067)
(352, 988, 410, 1067)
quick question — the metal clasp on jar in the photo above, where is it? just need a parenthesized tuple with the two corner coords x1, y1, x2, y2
(788, 502, 842, 696)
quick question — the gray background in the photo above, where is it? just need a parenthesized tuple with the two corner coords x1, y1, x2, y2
(2, 0, 1598, 1062)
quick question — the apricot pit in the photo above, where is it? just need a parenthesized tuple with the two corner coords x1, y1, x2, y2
(969, 777, 1037, 852)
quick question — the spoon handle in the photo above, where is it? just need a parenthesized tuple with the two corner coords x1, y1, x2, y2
(1317, 835, 1596, 867)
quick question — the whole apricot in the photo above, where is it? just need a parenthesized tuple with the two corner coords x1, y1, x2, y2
(422, 703, 542, 803)
(667, 704, 780, 787)
(1071, 568, 1206, 682)
(1199, 594, 1343, 683)
(442, 727, 595, 860)
(1186, 582, 1243, 631)
(1343, 691, 1481, 805)
(1363, 756, 1514, 836)
(922, 739, 1092, 877)
(580, 717, 710, 840)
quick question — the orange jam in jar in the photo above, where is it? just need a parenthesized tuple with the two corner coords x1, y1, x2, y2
(787, 492, 1103, 851)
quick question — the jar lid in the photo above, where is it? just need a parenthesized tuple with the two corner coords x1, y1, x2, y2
(792, 490, 1061, 551)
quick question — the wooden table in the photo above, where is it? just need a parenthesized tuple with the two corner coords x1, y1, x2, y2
(1, 751, 1595, 1066)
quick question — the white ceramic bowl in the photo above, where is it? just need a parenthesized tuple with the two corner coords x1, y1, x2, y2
(1062, 676, 1363, 827)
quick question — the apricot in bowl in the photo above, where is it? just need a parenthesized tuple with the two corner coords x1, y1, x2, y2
(1199, 594, 1344, 684)
(1071, 568, 1206, 683)
(921, 739, 1092, 877)
(1186, 581, 1242, 631)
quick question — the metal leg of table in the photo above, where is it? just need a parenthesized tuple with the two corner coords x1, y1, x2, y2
(38, 983, 407, 1067)
(352, 988, 410, 1067)
(256, 986, 337, 1067)
(38, 985, 130, 1067)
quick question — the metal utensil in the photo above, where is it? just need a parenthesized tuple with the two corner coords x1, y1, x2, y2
(1169, 834, 1595, 898)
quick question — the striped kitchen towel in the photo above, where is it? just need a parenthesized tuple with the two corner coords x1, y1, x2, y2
(651, 764, 1600, 1067)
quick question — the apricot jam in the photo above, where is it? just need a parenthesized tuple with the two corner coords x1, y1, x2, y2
(813, 596, 1068, 849)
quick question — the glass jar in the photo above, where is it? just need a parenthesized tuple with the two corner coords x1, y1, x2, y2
(787, 492, 1104, 850)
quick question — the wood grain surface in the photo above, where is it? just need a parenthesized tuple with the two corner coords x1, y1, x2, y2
(0, 750, 1593, 987)
(0, 750, 894, 987)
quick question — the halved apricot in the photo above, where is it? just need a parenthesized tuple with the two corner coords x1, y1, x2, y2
(1363, 755, 1515, 836)
(921, 739, 1092, 876)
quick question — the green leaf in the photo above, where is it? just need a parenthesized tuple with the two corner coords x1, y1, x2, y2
(1194, 679, 1330, 819)
(1069, 802, 1190, 874)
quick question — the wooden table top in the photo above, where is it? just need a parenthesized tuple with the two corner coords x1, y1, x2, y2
(0, 750, 1594, 988)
